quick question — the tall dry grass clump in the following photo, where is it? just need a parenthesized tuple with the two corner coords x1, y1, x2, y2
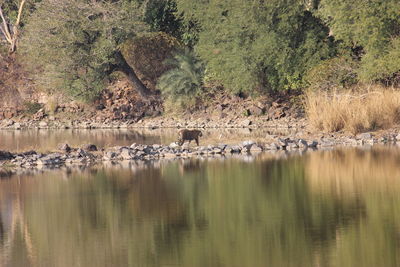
(305, 85, 400, 134)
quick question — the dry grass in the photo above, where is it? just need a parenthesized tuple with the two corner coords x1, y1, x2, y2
(304, 85, 400, 134)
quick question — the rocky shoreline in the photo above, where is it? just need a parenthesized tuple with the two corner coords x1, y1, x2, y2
(0, 116, 306, 130)
(1, 131, 399, 172)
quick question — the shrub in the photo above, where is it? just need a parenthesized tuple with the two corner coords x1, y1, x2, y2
(157, 49, 204, 101)
(306, 57, 358, 91)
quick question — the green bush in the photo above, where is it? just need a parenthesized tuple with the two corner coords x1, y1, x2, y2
(306, 57, 358, 91)
(175, 0, 337, 93)
(318, 0, 400, 83)
(157, 49, 204, 100)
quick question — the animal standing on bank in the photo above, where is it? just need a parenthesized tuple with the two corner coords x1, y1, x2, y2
(177, 129, 203, 146)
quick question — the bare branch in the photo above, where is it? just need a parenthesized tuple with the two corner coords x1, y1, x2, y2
(15, 0, 26, 26)
(0, 0, 28, 53)
(0, 24, 11, 42)
(0, 6, 12, 42)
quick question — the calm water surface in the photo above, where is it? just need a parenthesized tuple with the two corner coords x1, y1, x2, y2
(1, 146, 400, 267)
(0, 128, 291, 152)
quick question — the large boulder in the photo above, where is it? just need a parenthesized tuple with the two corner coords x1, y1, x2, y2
(0, 150, 13, 161)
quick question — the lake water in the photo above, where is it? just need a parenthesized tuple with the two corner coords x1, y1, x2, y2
(1, 144, 400, 267)
(0, 128, 293, 152)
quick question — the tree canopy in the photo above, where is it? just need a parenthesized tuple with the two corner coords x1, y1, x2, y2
(21, 0, 149, 101)
(0, 0, 397, 102)
(175, 0, 337, 93)
(318, 0, 400, 83)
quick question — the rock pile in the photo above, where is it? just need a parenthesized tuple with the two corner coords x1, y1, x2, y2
(1, 131, 398, 170)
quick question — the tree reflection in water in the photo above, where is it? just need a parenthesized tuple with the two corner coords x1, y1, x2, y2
(0, 147, 400, 266)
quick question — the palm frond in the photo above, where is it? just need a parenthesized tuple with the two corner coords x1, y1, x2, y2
(157, 49, 204, 99)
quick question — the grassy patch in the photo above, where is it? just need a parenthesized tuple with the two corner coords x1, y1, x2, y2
(304, 85, 400, 134)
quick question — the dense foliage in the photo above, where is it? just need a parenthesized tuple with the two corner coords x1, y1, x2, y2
(318, 0, 400, 83)
(175, 0, 337, 93)
(21, 0, 148, 101)
(157, 49, 204, 99)
(0, 0, 398, 102)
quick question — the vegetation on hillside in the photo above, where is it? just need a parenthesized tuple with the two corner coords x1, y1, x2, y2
(0, 0, 399, 132)
(157, 49, 204, 102)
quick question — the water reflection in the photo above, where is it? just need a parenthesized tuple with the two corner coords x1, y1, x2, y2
(1, 147, 400, 266)
(0, 127, 293, 152)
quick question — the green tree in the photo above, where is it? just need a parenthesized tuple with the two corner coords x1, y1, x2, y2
(21, 0, 150, 101)
(0, 0, 40, 53)
(142, 0, 181, 38)
(176, 0, 337, 94)
(157, 49, 204, 100)
(318, 0, 400, 83)
(140, 0, 198, 47)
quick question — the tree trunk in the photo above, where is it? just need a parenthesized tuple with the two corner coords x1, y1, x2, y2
(0, 0, 26, 54)
(115, 51, 151, 97)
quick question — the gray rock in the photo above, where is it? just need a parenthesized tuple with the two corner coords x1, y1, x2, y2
(365, 138, 376, 145)
(39, 121, 48, 128)
(36, 159, 53, 165)
(169, 142, 179, 148)
(230, 145, 242, 153)
(357, 133, 373, 140)
(104, 151, 117, 160)
(120, 148, 133, 160)
(213, 148, 223, 154)
(379, 137, 387, 143)
(277, 138, 288, 149)
(218, 144, 227, 150)
(13, 123, 21, 130)
(268, 143, 280, 150)
(58, 143, 72, 152)
(79, 122, 91, 129)
(152, 144, 162, 150)
(143, 146, 153, 154)
(0, 150, 13, 160)
(242, 140, 256, 146)
(136, 151, 145, 157)
(3, 119, 14, 127)
(47, 153, 62, 159)
(248, 106, 263, 116)
(307, 141, 318, 148)
(298, 139, 308, 148)
(82, 144, 97, 151)
(241, 119, 252, 127)
(288, 142, 299, 149)
(250, 144, 263, 152)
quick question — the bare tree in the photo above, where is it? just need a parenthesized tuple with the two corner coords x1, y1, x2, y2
(0, 0, 26, 53)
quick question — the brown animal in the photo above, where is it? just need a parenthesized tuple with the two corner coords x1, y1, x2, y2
(177, 129, 203, 146)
